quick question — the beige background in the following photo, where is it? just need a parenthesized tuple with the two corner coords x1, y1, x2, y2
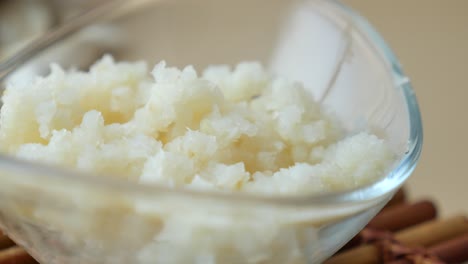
(344, 0, 468, 216)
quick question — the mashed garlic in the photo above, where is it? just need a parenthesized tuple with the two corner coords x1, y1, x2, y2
(0, 55, 394, 195)
(0, 56, 397, 263)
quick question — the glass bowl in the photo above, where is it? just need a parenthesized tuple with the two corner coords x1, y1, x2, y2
(0, 0, 422, 263)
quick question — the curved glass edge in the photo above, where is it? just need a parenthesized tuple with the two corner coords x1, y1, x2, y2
(0, 0, 423, 207)
(324, 0, 424, 202)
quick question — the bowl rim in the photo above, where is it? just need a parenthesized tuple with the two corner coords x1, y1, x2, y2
(0, 0, 423, 206)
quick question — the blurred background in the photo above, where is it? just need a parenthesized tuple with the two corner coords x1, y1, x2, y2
(1, 0, 466, 216)
(343, 0, 468, 217)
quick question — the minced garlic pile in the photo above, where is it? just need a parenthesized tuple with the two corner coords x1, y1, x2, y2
(0, 55, 394, 195)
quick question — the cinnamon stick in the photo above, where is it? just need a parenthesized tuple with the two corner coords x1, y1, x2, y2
(395, 215, 468, 246)
(384, 258, 429, 264)
(369, 200, 437, 231)
(328, 244, 379, 264)
(383, 188, 407, 210)
(0, 247, 37, 264)
(325, 215, 468, 264)
(339, 200, 437, 251)
(385, 233, 468, 264)
(0, 234, 14, 250)
(429, 232, 468, 263)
